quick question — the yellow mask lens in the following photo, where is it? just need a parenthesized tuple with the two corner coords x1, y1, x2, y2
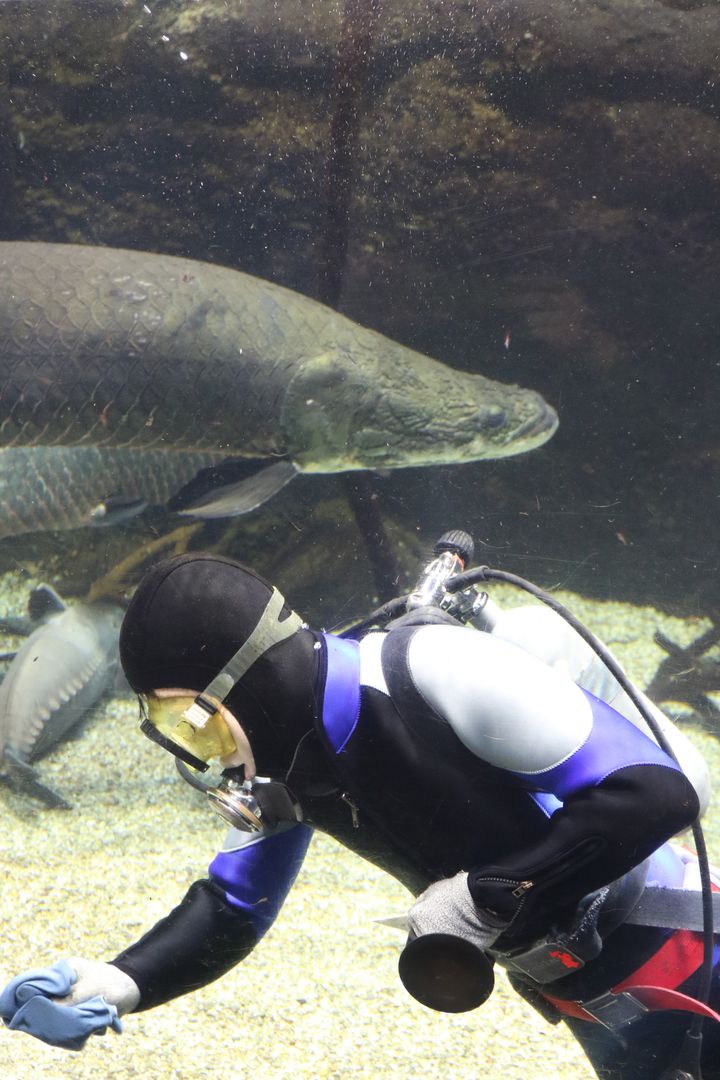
(141, 694, 237, 765)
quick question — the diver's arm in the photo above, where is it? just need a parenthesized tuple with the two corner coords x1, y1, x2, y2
(408, 626, 699, 943)
(109, 878, 256, 1010)
(112, 823, 313, 1010)
(0, 807, 313, 1047)
(467, 758, 696, 944)
(0, 876, 257, 1049)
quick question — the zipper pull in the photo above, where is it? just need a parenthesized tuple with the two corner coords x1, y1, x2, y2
(341, 792, 359, 828)
(511, 879, 534, 898)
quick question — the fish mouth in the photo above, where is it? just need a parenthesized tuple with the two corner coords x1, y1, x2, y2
(329, 392, 560, 470)
(510, 399, 559, 448)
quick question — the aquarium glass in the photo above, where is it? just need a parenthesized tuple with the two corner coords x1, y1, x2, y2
(0, 3, 718, 1078)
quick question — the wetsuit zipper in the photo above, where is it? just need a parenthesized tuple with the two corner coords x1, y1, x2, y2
(341, 791, 360, 828)
(472, 839, 603, 926)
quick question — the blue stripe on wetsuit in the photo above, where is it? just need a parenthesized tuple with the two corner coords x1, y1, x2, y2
(320, 633, 361, 753)
(515, 689, 682, 798)
(208, 634, 360, 938)
(530, 790, 563, 817)
(210, 824, 313, 938)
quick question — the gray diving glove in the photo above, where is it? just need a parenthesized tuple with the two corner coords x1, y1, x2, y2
(407, 871, 509, 948)
(1, 958, 140, 1051)
(400, 871, 508, 1013)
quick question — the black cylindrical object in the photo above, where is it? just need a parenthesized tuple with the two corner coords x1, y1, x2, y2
(398, 933, 495, 1013)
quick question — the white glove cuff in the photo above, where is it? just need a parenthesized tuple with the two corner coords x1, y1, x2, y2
(61, 958, 141, 1016)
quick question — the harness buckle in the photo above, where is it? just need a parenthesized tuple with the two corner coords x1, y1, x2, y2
(503, 939, 586, 983)
(580, 989, 650, 1030)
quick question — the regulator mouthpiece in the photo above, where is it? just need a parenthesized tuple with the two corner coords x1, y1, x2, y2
(205, 770, 303, 832)
(206, 769, 265, 831)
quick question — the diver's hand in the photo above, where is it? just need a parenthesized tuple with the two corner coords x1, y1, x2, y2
(408, 871, 508, 951)
(0, 958, 139, 1051)
(56, 957, 140, 1014)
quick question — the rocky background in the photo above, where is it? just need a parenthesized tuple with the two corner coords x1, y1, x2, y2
(0, 0, 718, 616)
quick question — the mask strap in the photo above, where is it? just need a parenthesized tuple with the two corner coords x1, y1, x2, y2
(183, 587, 304, 728)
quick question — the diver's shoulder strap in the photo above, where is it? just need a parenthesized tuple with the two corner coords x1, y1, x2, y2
(625, 886, 720, 931)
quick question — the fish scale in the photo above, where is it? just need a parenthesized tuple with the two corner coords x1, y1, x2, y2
(1, 246, 289, 453)
(0, 446, 228, 537)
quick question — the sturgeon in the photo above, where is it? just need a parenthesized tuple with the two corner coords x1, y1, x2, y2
(0, 242, 558, 535)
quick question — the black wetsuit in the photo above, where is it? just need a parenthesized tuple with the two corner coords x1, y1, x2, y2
(112, 620, 717, 1080)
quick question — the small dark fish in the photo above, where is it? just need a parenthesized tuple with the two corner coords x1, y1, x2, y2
(0, 585, 124, 808)
(89, 495, 149, 527)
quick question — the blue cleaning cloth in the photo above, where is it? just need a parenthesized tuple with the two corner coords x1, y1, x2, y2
(0, 959, 122, 1051)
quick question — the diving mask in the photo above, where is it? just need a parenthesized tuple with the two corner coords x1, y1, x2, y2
(141, 696, 302, 833)
(139, 693, 237, 772)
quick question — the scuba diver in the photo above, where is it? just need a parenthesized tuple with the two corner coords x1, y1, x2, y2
(2, 539, 719, 1080)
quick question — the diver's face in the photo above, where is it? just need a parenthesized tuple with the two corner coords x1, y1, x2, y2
(153, 688, 257, 778)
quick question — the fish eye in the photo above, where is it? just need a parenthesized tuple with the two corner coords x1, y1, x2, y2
(483, 407, 506, 428)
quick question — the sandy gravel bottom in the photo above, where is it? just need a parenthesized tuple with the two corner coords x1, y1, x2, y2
(1, 578, 719, 1080)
